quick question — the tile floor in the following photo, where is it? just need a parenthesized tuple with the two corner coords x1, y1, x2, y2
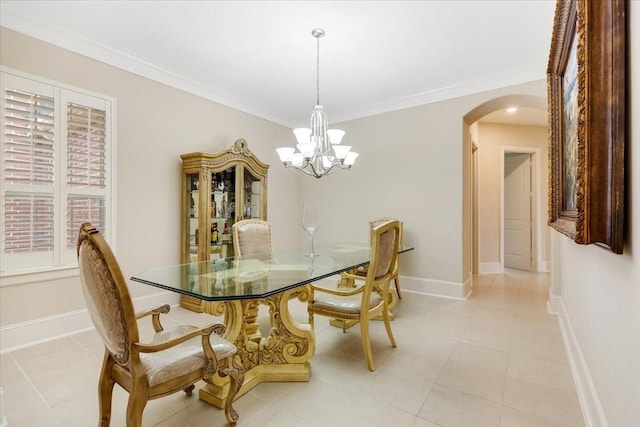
(0, 269, 584, 426)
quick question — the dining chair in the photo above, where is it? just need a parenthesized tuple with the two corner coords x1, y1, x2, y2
(308, 219, 401, 371)
(232, 218, 272, 258)
(340, 217, 403, 300)
(76, 223, 244, 426)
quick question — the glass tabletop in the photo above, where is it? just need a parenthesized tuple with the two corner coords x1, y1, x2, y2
(130, 243, 414, 301)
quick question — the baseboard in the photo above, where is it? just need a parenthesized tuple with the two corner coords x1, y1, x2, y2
(549, 290, 609, 427)
(0, 291, 178, 354)
(539, 259, 551, 273)
(399, 275, 468, 299)
(479, 262, 503, 274)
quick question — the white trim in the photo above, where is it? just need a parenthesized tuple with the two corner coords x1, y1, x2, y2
(550, 292, 609, 427)
(500, 146, 544, 272)
(539, 259, 551, 273)
(399, 275, 469, 299)
(479, 262, 503, 274)
(0, 266, 78, 287)
(0, 291, 178, 353)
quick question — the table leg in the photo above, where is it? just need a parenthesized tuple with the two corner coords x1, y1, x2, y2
(198, 285, 315, 408)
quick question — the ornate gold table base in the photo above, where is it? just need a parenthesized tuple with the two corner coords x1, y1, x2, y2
(198, 285, 314, 408)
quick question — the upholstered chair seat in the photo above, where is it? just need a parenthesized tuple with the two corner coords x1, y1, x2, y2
(309, 292, 383, 315)
(140, 325, 237, 387)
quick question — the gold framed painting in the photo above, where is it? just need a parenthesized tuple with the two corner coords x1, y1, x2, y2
(547, 0, 626, 254)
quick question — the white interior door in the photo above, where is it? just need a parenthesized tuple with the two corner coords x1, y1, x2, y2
(504, 153, 532, 270)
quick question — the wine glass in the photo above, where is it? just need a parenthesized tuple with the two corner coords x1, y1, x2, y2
(301, 202, 320, 257)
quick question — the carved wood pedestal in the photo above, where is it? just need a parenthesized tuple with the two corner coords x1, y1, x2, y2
(198, 285, 315, 408)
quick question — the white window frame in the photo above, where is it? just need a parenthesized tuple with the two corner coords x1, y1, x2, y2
(0, 67, 116, 285)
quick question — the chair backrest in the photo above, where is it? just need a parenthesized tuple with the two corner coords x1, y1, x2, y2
(77, 223, 139, 365)
(232, 219, 272, 257)
(369, 217, 403, 248)
(369, 220, 401, 280)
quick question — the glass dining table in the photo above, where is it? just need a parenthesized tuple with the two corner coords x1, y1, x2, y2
(131, 242, 414, 408)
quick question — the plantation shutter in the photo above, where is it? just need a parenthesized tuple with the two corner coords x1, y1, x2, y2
(1, 71, 113, 275)
(1, 77, 57, 271)
(65, 103, 107, 247)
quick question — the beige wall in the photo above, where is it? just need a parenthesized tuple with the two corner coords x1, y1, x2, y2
(549, 3, 639, 426)
(0, 27, 299, 327)
(301, 80, 547, 292)
(476, 122, 549, 271)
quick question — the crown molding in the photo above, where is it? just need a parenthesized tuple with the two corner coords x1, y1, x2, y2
(1, 5, 545, 129)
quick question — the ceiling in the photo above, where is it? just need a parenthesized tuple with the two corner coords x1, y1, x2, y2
(0, 1, 554, 128)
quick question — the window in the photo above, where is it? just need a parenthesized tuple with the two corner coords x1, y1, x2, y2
(1, 70, 114, 276)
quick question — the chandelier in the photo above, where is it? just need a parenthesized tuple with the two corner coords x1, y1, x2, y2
(276, 28, 358, 178)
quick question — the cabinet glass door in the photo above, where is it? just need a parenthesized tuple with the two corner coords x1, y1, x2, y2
(210, 168, 235, 259)
(186, 173, 199, 263)
(243, 167, 262, 219)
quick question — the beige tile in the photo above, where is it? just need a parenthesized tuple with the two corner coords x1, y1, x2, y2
(72, 329, 107, 357)
(17, 345, 98, 381)
(460, 325, 511, 352)
(310, 352, 376, 393)
(435, 360, 505, 403)
(506, 353, 576, 393)
(418, 384, 502, 427)
(330, 391, 420, 427)
(450, 341, 509, 374)
(379, 348, 448, 383)
(10, 337, 79, 364)
(272, 377, 351, 426)
(30, 359, 101, 400)
(503, 378, 584, 427)
(366, 368, 434, 415)
(0, 365, 29, 389)
(1, 378, 45, 417)
(174, 397, 242, 427)
(413, 417, 442, 427)
(509, 328, 568, 364)
(0, 353, 17, 371)
(3, 402, 61, 427)
(154, 416, 189, 427)
(241, 403, 311, 427)
(247, 379, 302, 404)
(499, 406, 568, 427)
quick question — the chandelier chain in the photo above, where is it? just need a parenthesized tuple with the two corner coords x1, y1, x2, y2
(316, 34, 320, 106)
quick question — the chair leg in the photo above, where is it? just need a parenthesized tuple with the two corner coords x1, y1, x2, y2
(98, 354, 115, 427)
(359, 318, 375, 371)
(221, 355, 245, 424)
(394, 276, 402, 299)
(183, 384, 195, 396)
(382, 301, 397, 348)
(308, 310, 315, 330)
(126, 378, 148, 427)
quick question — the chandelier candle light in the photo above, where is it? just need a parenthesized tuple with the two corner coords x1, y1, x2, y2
(276, 28, 358, 178)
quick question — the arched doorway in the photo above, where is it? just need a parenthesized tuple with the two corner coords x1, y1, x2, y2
(462, 95, 548, 281)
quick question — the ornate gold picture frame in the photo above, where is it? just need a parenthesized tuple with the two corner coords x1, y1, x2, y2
(547, 0, 626, 254)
